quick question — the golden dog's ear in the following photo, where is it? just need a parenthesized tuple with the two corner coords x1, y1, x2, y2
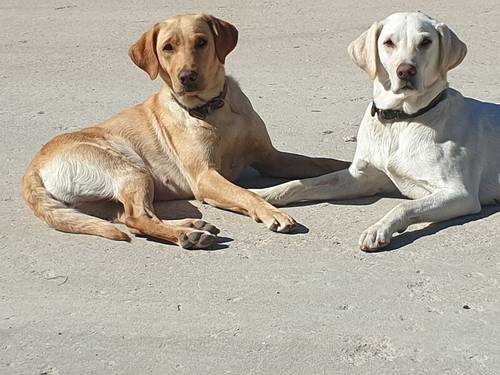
(129, 24, 161, 80)
(204, 15, 238, 64)
(436, 23, 467, 72)
(348, 21, 384, 80)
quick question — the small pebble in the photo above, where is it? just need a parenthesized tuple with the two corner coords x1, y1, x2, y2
(343, 136, 357, 142)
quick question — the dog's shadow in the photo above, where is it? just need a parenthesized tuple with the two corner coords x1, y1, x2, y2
(236, 167, 289, 189)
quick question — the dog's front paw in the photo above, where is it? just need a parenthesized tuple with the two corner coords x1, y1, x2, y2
(255, 207, 296, 233)
(359, 223, 393, 252)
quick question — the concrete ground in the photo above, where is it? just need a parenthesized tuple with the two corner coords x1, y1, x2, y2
(1, 0, 499, 374)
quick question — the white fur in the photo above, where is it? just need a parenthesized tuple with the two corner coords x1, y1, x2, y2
(40, 157, 119, 204)
(253, 12, 500, 251)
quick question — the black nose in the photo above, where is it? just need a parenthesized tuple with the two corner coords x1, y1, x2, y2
(396, 63, 417, 80)
(178, 70, 198, 86)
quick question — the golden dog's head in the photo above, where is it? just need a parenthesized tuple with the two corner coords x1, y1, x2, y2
(129, 14, 238, 100)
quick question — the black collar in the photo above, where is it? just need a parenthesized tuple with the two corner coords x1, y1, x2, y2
(172, 83, 227, 120)
(371, 89, 448, 121)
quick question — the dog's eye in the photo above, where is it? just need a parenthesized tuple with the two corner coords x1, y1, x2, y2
(163, 43, 174, 53)
(419, 38, 432, 48)
(384, 39, 395, 48)
(196, 38, 207, 49)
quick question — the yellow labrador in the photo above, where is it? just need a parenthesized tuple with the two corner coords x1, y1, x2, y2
(254, 12, 500, 251)
(22, 14, 348, 249)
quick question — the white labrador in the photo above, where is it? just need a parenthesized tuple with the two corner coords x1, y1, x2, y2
(253, 12, 500, 251)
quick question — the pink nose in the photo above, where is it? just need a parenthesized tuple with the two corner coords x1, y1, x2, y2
(396, 63, 417, 80)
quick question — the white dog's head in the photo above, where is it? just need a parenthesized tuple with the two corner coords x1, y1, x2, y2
(348, 12, 467, 97)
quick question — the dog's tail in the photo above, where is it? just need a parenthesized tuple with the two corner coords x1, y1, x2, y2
(22, 166, 130, 241)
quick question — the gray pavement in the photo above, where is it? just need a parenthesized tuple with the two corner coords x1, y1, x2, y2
(1, 1, 499, 374)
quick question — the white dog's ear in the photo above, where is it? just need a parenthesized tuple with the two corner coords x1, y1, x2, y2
(436, 23, 467, 72)
(348, 21, 384, 80)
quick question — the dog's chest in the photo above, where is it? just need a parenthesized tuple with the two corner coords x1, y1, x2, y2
(217, 119, 254, 180)
(366, 120, 440, 198)
(155, 114, 252, 195)
(385, 158, 435, 199)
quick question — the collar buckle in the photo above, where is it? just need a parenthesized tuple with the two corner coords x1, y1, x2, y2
(209, 98, 225, 111)
(188, 108, 208, 120)
(380, 109, 398, 121)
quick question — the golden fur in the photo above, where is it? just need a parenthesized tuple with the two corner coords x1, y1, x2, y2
(22, 14, 348, 249)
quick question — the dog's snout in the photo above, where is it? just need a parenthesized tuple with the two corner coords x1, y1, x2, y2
(179, 70, 198, 86)
(396, 63, 417, 80)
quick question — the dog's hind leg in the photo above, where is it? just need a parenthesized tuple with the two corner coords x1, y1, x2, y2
(116, 172, 217, 249)
(23, 144, 134, 241)
(23, 166, 130, 241)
